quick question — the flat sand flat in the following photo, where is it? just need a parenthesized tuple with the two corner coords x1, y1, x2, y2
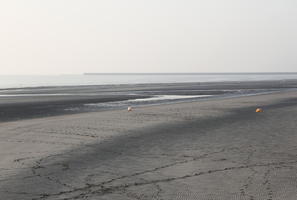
(1, 90, 297, 199)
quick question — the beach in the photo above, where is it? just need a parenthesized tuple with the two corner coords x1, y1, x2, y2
(1, 80, 297, 122)
(1, 85, 297, 199)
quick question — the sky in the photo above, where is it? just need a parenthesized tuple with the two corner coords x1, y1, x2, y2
(0, 0, 296, 75)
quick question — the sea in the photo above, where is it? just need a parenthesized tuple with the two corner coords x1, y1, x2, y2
(1, 73, 297, 89)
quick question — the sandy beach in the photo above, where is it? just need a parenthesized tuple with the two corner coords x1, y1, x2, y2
(3, 0, 297, 198)
(1, 80, 297, 122)
(1, 89, 297, 199)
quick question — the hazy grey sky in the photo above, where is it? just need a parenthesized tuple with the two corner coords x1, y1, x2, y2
(1, 0, 296, 74)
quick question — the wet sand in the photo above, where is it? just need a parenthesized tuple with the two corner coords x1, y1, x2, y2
(1, 90, 297, 199)
(1, 80, 297, 122)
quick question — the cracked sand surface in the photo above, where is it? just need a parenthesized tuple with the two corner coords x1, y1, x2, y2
(1, 91, 297, 199)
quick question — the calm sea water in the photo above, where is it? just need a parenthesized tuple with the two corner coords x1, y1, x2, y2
(1, 73, 297, 89)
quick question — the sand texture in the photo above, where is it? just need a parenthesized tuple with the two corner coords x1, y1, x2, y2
(1, 91, 297, 199)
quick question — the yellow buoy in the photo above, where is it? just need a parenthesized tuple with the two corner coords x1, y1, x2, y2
(255, 108, 263, 113)
(128, 107, 132, 112)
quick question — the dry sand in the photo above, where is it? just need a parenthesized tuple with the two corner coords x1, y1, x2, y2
(1, 90, 297, 199)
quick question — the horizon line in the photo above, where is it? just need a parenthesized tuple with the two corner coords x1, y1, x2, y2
(84, 72, 297, 75)
(1, 72, 297, 76)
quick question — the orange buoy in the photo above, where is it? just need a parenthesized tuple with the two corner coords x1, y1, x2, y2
(128, 107, 132, 112)
(255, 108, 263, 113)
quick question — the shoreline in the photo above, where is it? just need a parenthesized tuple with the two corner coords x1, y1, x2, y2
(0, 80, 297, 123)
(1, 73, 297, 90)
(1, 78, 297, 91)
